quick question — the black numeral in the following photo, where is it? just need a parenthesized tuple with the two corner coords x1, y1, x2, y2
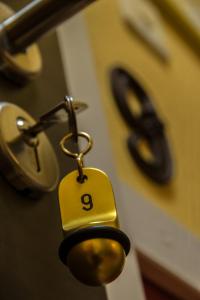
(81, 194, 93, 211)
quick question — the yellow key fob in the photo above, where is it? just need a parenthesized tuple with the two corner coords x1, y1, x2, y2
(58, 167, 130, 286)
(59, 167, 118, 231)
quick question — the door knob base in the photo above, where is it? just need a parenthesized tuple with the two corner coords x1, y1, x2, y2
(0, 3, 42, 84)
(0, 102, 59, 194)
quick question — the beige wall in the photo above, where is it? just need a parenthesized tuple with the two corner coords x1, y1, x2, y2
(84, 0, 200, 237)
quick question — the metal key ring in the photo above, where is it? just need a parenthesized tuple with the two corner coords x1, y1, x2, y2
(60, 131, 93, 159)
(64, 96, 78, 143)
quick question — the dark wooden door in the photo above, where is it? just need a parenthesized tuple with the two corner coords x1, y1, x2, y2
(0, 1, 107, 300)
(143, 278, 179, 300)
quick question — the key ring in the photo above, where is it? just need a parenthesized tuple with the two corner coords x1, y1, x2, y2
(60, 132, 93, 158)
(64, 96, 78, 143)
(60, 131, 93, 182)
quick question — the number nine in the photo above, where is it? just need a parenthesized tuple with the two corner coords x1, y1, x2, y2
(81, 194, 93, 211)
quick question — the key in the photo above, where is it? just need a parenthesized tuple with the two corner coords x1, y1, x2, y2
(25, 96, 87, 137)
(16, 97, 87, 174)
(33, 141, 41, 172)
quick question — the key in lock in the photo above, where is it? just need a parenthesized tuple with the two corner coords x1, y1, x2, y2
(0, 98, 87, 194)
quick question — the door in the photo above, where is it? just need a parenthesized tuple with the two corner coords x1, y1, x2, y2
(0, 1, 107, 299)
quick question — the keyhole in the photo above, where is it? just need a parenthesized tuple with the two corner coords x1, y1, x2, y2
(17, 116, 41, 173)
(26, 137, 41, 173)
(33, 144, 41, 172)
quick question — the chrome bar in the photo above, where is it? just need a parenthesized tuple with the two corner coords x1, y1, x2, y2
(1, 0, 96, 54)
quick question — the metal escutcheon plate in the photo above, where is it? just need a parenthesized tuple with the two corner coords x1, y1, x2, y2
(0, 102, 59, 193)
